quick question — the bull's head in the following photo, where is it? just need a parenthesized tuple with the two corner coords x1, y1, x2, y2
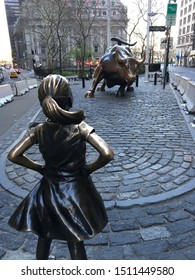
(115, 49, 146, 84)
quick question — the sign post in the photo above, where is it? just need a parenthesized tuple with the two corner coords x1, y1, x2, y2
(163, 2, 177, 89)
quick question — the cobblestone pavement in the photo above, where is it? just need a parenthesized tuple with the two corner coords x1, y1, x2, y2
(1, 77, 195, 260)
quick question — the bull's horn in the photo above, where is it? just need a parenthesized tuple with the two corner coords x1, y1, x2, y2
(111, 37, 137, 46)
(134, 51, 146, 65)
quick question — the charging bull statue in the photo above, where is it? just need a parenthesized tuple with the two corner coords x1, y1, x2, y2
(85, 38, 145, 98)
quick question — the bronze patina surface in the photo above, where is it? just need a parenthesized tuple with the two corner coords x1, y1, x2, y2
(85, 37, 145, 98)
(7, 75, 114, 260)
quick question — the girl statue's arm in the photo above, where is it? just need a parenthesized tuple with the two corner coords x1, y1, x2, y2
(7, 135, 43, 174)
(84, 132, 114, 174)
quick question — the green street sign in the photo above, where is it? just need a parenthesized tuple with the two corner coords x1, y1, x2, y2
(167, 3, 177, 15)
(166, 3, 177, 26)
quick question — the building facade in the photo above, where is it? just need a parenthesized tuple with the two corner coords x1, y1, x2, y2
(4, 0, 20, 65)
(176, 0, 195, 66)
(4, 0, 128, 69)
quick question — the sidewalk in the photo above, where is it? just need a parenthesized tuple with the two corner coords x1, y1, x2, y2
(1, 77, 195, 260)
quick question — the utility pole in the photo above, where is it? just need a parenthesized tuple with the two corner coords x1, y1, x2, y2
(107, 0, 111, 49)
(163, 0, 177, 89)
(145, 0, 151, 82)
(163, 26, 171, 89)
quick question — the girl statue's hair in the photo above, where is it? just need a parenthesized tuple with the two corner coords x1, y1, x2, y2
(38, 75, 85, 125)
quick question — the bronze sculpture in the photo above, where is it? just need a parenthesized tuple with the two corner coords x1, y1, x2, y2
(85, 37, 145, 98)
(7, 74, 114, 260)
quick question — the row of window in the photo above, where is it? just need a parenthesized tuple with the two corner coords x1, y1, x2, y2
(179, 12, 195, 25)
(177, 34, 195, 45)
(180, 2, 195, 15)
(93, 10, 119, 16)
(181, 0, 194, 8)
(91, 0, 116, 6)
(179, 23, 195, 35)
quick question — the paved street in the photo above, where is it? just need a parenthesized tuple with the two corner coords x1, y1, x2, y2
(1, 76, 195, 260)
(169, 65, 195, 81)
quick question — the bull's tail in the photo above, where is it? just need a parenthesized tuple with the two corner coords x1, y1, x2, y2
(111, 37, 137, 47)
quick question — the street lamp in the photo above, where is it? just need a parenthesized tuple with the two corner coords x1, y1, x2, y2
(145, 0, 152, 82)
(107, 0, 111, 49)
(145, 3, 166, 82)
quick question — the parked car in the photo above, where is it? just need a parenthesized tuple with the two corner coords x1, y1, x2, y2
(0, 69, 4, 83)
(9, 69, 18, 78)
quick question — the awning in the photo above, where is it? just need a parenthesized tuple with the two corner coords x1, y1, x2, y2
(189, 50, 195, 57)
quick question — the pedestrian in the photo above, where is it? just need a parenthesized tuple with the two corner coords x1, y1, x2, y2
(7, 74, 114, 260)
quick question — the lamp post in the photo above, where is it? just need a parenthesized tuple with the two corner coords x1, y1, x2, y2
(107, 0, 111, 49)
(145, 0, 151, 82)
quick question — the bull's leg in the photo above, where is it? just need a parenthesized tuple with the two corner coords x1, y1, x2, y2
(85, 66, 103, 98)
(117, 85, 126, 97)
(126, 85, 134, 92)
(97, 79, 106, 91)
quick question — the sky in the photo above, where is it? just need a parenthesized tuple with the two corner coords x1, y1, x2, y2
(0, 0, 12, 62)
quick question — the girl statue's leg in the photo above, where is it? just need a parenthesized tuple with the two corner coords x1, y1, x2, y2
(68, 241, 88, 260)
(36, 237, 52, 260)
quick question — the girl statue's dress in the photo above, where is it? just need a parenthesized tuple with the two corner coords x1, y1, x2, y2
(8, 75, 114, 260)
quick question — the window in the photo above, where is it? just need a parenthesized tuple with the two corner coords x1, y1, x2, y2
(94, 45, 98, 53)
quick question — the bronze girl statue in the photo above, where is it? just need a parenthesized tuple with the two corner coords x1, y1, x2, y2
(8, 74, 114, 260)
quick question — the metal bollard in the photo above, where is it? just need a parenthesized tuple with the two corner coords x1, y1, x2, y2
(166, 71, 169, 83)
(136, 74, 139, 87)
(154, 73, 157, 85)
(82, 77, 85, 88)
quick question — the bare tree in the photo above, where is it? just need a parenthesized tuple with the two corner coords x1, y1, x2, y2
(69, 0, 99, 76)
(21, 0, 72, 72)
(115, 0, 165, 58)
(113, 0, 147, 49)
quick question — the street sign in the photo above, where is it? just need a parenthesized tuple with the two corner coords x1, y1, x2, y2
(149, 26, 166, 32)
(160, 37, 173, 49)
(166, 3, 177, 26)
